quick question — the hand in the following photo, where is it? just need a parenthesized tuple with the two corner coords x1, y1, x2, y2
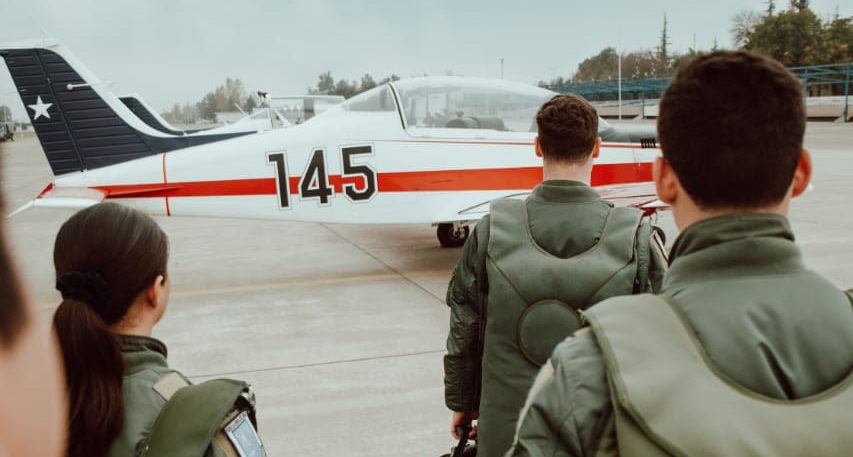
(451, 410, 479, 439)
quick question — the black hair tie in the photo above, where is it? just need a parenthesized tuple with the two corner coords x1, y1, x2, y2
(56, 271, 112, 312)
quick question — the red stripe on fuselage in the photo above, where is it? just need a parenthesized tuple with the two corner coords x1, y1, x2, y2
(376, 139, 653, 150)
(93, 163, 653, 199)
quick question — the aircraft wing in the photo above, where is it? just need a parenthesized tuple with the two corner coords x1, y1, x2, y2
(595, 182, 667, 211)
(449, 182, 667, 223)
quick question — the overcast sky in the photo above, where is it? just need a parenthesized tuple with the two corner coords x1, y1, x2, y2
(1, 0, 850, 119)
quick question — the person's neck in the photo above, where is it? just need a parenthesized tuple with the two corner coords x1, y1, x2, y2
(542, 159, 593, 184)
(110, 319, 155, 338)
(673, 199, 790, 231)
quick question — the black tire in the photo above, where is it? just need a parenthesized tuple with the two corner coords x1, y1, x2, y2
(437, 223, 469, 248)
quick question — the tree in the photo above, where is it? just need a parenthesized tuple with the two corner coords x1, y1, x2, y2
(658, 13, 671, 75)
(814, 16, 853, 64)
(307, 72, 399, 98)
(242, 95, 258, 113)
(731, 9, 761, 47)
(567, 47, 665, 84)
(765, 0, 776, 16)
(736, 2, 852, 70)
(334, 79, 359, 99)
(359, 74, 377, 92)
(572, 47, 618, 82)
(308, 72, 336, 95)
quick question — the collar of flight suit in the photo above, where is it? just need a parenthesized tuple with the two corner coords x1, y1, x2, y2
(664, 213, 805, 290)
(531, 180, 602, 204)
(117, 334, 169, 376)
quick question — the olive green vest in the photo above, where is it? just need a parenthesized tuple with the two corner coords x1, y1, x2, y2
(136, 375, 265, 457)
(586, 294, 853, 457)
(478, 198, 644, 457)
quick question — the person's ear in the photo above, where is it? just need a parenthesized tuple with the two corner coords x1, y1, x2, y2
(534, 136, 543, 158)
(592, 136, 601, 159)
(144, 275, 166, 309)
(653, 156, 678, 204)
(790, 149, 812, 198)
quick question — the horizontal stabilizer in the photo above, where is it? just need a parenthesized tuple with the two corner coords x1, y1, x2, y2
(9, 185, 106, 217)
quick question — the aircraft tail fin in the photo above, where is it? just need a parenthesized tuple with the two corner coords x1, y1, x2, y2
(0, 40, 250, 176)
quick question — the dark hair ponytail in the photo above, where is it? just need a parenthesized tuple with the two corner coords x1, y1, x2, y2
(52, 203, 169, 457)
(53, 298, 124, 457)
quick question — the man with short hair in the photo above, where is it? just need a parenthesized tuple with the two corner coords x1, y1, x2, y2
(509, 51, 853, 457)
(443, 94, 666, 457)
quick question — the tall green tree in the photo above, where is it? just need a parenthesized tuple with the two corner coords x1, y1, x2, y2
(242, 95, 258, 112)
(572, 47, 618, 82)
(742, 5, 851, 66)
(744, 8, 825, 66)
(307, 72, 399, 98)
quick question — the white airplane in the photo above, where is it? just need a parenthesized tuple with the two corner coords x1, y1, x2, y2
(1, 40, 662, 247)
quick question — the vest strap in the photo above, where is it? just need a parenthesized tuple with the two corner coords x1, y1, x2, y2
(137, 379, 257, 457)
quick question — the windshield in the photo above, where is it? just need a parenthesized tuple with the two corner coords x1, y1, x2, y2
(393, 77, 554, 132)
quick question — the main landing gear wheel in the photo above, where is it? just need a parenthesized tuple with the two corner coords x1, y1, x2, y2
(437, 223, 470, 248)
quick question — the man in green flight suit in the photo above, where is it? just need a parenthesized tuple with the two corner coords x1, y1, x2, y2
(443, 94, 667, 457)
(509, 51, 853, 457)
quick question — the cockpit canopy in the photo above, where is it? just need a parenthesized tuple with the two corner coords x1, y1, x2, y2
(339, 76, 615, 134)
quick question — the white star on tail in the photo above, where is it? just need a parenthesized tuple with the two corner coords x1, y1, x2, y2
(28, 96, 53, 120)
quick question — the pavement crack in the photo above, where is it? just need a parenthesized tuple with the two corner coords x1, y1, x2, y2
(320, 223, 446, 303)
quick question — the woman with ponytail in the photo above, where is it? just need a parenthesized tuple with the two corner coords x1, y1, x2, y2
(53, 202, 172, 457)
(52, 202, 265, 457)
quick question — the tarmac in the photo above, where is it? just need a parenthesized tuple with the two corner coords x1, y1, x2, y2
(2, 122, 852, 456)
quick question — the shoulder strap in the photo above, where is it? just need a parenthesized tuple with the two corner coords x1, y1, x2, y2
(631, 218, 652, 293)
(137, 379, 253, 457)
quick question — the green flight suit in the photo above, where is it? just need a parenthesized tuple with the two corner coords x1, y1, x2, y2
(110, 335, 186, 457)
(444, 180, 667, 457)
(509, 213, 853, 457)
(109, 335, 262, 457)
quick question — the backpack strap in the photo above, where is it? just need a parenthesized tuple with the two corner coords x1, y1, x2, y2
(137, 378, 260, 457)
(632, 219, 652, 293)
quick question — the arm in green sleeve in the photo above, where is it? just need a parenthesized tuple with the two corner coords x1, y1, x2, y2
(509, 331, 614, 457)
(444, 218, 490, 412)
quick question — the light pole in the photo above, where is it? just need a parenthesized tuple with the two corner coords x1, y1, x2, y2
(500, 58, 504, 79)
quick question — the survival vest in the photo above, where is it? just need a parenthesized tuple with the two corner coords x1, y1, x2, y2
(585, 294, 853, 457)
(477, 198, 646, 457)
(136, 374, 266, 457)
